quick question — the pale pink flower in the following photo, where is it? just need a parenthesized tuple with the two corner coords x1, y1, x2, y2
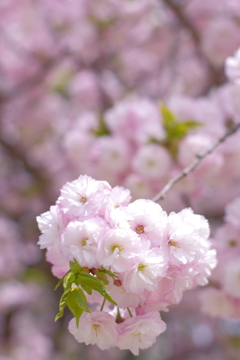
(104, 205, 130, 230)
(106, 278, 141, 309)
(214, 224, 240, 254)
(69, 70, 101, 109)
(97, 229, 141, 272)
(147, 266, 192, 306)
(58, 175, 111, 218)
(199, 288, 235, 318)
(68, 312, 118, 350)
(164, 208, 210, 266)
(132, 144, 172, 180)
(109, 186, 132, 208)
(123, 244, 167, 293)
(105, 98, 165, 144)
(37, 205, 65, 249)
(46, 241, 70, 279)
(89, 136, 131, 185)
(126, 199, 168, 247)
(201, 18, 240, 67)
(118, 312, 166, 355)
(192, 248, 217, 287)
(61, 218, 108, 268)
(123, 173, 155, 201)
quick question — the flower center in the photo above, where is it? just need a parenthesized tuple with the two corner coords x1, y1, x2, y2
(229, 239, 237, 247)
(135, 225, 145, 234)
(78, 194, 87, 203)
(147, 159, 156, 168)
(138, 263, 148, 272)
(111, 244, 124, 253)
(111, 150, 119, 160)
(169, 240, 179, 248)
(80, 238, 88, 246)
(134, 332, 141, 341)
(92, 324, 101, 336)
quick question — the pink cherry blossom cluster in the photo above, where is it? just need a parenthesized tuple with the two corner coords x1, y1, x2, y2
(37, 174, 216, 354)
(200, 197, 240, 319)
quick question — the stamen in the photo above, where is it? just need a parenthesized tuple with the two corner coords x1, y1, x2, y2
(111, 244, 124, 253)
(138, 263, 148, 272)
(169, 240, 179, 248)
(92, 324, 101, 336)
(80, 238, 88, 246)
(135, 225, 144, 234)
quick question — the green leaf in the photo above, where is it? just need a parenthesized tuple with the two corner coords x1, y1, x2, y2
(70, 259, 83, 274)
(54, 277, 64, 291)
(55, 287, 71, 322)
(75, 288, 91, 313)
(78, 272, 105, 288)
(67, 291, 83, 327)
(63, 272, 75, 289)
(55, 311, 65, 322)
(161, 104, 177, 130)
(78, 272, 117, 305)
(161, 103, 201, 141)
(94, 270, 109, 285)
(160, 103, 202, 157)
(81, 284, 92, 295)
(96, 287, 117, 305)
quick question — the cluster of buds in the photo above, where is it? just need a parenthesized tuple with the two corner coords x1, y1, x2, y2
(37, 175, 216, 355)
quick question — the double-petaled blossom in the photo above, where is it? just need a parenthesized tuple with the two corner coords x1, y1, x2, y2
(69, 312, 118, 350)
(117, 312, 166, 355)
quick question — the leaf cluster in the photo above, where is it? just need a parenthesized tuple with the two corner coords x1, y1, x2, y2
(150, 104, 202, 158)
(55, 259, 117, 326)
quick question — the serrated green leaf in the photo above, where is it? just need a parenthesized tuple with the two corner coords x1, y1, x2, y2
(78, 272, 104, 288)
(78, 272, 117, 305)
(54, 277, 64, 291)
(161, 104, 177, 129)
(55, 311, 64, 322)
(67, 291, 83, 327)
(94, 270, 109, 285)
(75, 288, 91, 313)
(81, 284, 92, 295)
(97, 287, 117, 305)
(55, 286, 72, 322)
(63, 272, 74, 289)
(69, 259, 83, 274)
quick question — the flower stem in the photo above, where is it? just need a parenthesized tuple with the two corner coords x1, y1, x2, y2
(127, 307, 133, 318)
(100, 298, 106, 311)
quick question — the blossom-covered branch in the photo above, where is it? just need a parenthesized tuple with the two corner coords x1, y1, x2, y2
(153, 122, 240, 202)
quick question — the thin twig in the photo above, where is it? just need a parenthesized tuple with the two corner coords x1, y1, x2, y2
(100, 298, 106, 311)
(152, 122, 240, 203)
(127, 307, 133, 318)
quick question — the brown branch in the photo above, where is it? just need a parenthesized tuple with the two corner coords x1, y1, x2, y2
(152, 122, 240, 202)
(163, 0, 225, 87)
